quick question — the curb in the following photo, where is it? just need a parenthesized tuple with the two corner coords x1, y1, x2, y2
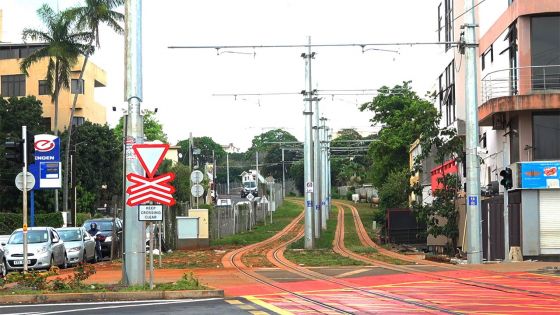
(0, 289, 224, 305)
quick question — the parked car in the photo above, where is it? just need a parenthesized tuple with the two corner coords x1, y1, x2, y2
(0, 244, 6, 277)
(82, 218, 122, 259)
(2, 227, 67, 271)
(56, 227, 96, 265)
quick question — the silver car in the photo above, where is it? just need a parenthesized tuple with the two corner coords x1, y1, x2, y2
(56, 227, 96, 265)
(2, 227, 67, 271)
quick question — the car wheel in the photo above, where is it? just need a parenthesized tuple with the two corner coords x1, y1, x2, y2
(60, 254, 68, 269)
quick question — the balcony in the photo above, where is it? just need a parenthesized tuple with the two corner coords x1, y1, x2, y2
(479, 65, 560, 125)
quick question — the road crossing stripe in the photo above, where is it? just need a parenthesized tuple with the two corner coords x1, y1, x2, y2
(244, 295, 293, 315)
(250, 312, 270, 315)
(239, 305, 256, 310)
(225, 299, 244, 305)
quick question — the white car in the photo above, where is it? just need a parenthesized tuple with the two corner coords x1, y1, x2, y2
(2, 227, 67, 271)
(56, 227, 96, 265)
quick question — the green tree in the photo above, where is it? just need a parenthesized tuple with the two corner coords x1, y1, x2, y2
(289, 160, 305, 195)
(169, 163, 191, 203)
(359, 82, 439, 188)
(330, 129, 372, 186)
(0, 96, 48, 212)
(378, 168, 411, 213)
(20, 4, 92, 135)
(176, 137, 225, 169)
(63, 0, 124, 215)
(247, 129, 299, 180)
(60, 121, 121, 214)
(114, 111, 168, 143)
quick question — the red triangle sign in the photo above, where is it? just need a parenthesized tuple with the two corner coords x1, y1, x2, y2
(132, 144, 169, 178)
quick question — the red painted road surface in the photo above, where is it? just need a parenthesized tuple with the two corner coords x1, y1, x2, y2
(232, 270, 560, 314)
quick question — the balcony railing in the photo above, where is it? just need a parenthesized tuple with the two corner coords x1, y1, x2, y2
(481, 65, 560, 103)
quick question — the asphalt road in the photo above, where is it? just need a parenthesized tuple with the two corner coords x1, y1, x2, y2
(0, 298, 268, 315)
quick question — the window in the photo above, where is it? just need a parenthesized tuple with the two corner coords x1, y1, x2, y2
(71, 79, 85, 94)
(531, 15, 560, 90)
(533, 112, 560, 160)
(72, 116, 85, 127)
(438, 0, 454, 51)
(481, 45, 493, 71)
(1, 74, 26, 97)
(438, 61, 456, 126)
(42, 117, 52, 131)
(38, 80, 50, 95)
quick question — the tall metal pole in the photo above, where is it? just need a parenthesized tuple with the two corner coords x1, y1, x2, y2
(464, 0, 483, 264)
(327, 130, 332, 220)
(281, 148, 286, 198)
(189, 132, 193, 208)
(302, 36, 315, 249)
(22, 126, 28, 273)
(226, 152, 230, 195)
(320, 118, 327, 229)
(123, 0, 146, 285)
(503, 134, 510, 261)
(313, 98, 322, 238)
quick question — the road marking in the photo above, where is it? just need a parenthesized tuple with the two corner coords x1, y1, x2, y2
(0, 298, 223, 315)
(244, 295, 294, 315)
(250, 311, 270, 315)
(335, 268, 370, 278)
(238, 304, 256, 310)
(225, 299, 244, 305)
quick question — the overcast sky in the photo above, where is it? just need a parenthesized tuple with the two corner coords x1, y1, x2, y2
(3, 0, 455, 150)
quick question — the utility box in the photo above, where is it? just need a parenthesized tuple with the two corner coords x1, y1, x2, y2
(176, 216, 199, 249)
(187, 208, 209, 247)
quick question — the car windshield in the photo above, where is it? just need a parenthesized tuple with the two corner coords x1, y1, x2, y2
(58, 229, 82, 242)
(243, 182, 256, 188)
(84, 221, 113, 231)
(8, 231, 48, 244)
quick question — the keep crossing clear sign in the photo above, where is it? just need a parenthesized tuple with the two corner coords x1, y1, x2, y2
(138, 204, 163, 221)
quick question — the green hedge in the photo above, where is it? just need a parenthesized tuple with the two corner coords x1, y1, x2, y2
(0, 213, 64, 235)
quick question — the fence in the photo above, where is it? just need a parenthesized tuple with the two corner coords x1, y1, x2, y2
(209, 182, 284, 240)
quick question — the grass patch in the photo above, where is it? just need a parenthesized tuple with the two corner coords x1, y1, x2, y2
(211, 199, 303, 246)
(341, 203, 412, 265)
(285, 206, 365, 266)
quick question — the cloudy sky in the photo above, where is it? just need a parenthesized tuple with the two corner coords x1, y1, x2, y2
(2, 0, 466, 150)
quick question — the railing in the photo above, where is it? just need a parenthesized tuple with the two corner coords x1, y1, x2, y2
(481, 65, 560, 103)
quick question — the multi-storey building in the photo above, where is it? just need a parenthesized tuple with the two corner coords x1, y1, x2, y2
(428, 0, 560, 260)
(478, 0, 560, 259)
(0, 43, 108, 132)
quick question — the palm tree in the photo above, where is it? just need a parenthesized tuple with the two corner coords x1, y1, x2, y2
(20, 4, 92, 213)
(62, 0, 124, 218)
(20, 4, 92, 136)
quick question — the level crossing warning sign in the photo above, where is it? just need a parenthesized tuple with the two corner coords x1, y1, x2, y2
(126, 144, 176, 206)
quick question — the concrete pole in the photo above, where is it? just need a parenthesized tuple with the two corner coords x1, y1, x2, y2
(327, 130, 332, 220)
(123, 0, 146, 285)
(313, 98, 322, 238)
(464, 0, 483, 264)
(302, 36, 315, 249)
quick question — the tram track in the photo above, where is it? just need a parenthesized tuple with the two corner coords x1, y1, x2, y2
(336, 200, 560, 302)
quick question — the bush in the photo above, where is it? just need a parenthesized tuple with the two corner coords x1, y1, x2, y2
(0, 212, 64, 234)
(76, 212, 92, 226)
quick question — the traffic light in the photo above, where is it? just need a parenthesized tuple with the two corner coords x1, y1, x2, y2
(4, 139, 24, 164)
(500, 167, 513, 190)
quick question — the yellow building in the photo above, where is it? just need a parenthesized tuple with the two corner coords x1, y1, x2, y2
(0, 43, 108, 131)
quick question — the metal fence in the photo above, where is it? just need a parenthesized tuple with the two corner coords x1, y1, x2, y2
(209, 183, 284, 240)
(481, 65, 560, 103)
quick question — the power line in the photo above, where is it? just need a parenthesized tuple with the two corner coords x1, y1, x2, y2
(169, 41, 459, 51)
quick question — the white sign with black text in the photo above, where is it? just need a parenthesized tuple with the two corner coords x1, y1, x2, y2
(138, 204, 163, 221)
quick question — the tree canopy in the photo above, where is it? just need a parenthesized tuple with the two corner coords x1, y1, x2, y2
(360, 82, 439, 188)
(114, 111, 168, 143)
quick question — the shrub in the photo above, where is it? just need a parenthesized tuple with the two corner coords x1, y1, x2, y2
(0, 212, 63, 234)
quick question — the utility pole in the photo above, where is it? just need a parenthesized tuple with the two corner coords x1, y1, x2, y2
(313, 98, 322, 238)
(226, 152, 230, 195)
(189, 132, 193, 207)
(302, 36, 315, 249)
(281, 148, 285, 198)
(320, 117, 328, 229)
(327, 130, 332, 220)
(22, 126, 28, 273)
(464, 0, 483, 264)
(123, 0, 146, 285)
(503, 134, 510, 261)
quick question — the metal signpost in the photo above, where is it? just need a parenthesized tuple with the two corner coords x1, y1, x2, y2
(138, 204, 163, 290)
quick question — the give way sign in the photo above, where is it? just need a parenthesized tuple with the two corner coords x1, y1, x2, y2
(126, 144, 176, 206)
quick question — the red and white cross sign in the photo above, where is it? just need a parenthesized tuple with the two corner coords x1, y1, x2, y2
(126, 144, 176, 206)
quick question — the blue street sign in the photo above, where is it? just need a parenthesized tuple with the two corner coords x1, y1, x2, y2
(468, 196, 478, 206)
(29, 134, 61, 189)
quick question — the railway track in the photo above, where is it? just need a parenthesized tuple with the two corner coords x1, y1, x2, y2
(335, 200, 560, 301)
